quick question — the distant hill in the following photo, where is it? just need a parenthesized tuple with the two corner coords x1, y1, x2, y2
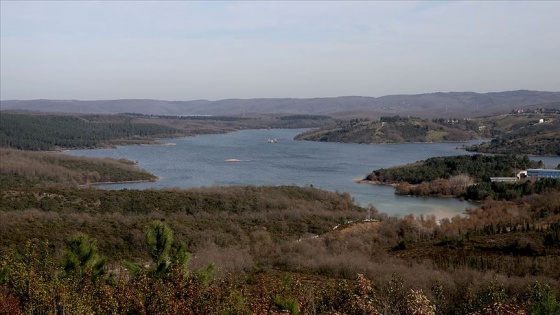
(294, 116, 478, 144)
(465, 112, 560, 156)
(294, 109, 560, 154)
(2, 90, 560, 118)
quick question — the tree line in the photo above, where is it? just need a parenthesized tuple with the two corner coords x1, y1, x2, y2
(366, 154, 560, 202)
(366, 154, 539, 185)
(0, 113, 183, 150)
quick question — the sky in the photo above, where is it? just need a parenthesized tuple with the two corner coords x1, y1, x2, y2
(1, 1, 559, 101)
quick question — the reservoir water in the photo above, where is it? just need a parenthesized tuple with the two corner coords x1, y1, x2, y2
(66, 129, 559, 218)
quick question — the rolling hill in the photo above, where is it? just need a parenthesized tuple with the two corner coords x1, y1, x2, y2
(2, 90, 560, 118)
(294, 116, 478, 143)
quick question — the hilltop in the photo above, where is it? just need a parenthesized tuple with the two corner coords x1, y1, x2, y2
(466, 109, 560, 156)
(295, 109, 560, 155)
(2, 90, 560, 118)
(295, 116, 478, 143)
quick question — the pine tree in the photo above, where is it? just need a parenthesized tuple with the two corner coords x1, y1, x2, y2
(145, 220, 174, 277)
(62, 233, 106, 280)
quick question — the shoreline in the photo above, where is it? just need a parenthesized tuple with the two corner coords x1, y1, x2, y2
(297, 137, 485, 145)
(354, 178, 472, 200)
(79, 177, 160, 188)
(353, 178, 398, 187)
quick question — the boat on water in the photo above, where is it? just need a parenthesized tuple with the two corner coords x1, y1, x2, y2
(225, 158, 242, 162)
(267, 138, 278, 144)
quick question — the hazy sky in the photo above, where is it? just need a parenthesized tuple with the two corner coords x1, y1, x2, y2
(1, 1, 559, 100)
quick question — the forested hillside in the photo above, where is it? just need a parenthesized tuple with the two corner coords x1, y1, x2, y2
(363, 154, 560, 201)
(365, 154, 539, 185)
(0, 112, 337, 151)
(0, 185, 362, 260)
(0, 149, 157, 187)
(0, 113, 183, 150)
(296, 110, 560, 156)
(295, 116, 479, 143)
(466, 112, 560, 156)
(1, 183, 559, 313)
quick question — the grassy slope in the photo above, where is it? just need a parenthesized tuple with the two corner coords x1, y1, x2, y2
(295, 118, 477, 143)
(295, 112, 560, 156)
(467, 113, 560, 156)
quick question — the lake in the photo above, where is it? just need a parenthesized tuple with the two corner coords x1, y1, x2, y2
(65, 129, 559, 218)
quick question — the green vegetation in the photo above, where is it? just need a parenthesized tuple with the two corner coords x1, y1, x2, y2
(62, 233, 107, 280)
(295, 112, 560, 156)
(123, 112, 251, 121)
(295, 116, 478, 143)
(464, 179, 560, 201)
(0, 112, 337, 151)
(366, 154, 538, 184)
(465, 115, 560, 156)
(0, 113, 183, 150)
(0, 185, 363, 260)
(363, 154, 560, 202)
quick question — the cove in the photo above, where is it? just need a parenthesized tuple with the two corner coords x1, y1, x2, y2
(65, 129, 514, 218)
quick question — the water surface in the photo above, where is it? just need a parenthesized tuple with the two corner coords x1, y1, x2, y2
(67, 129, 558, 218)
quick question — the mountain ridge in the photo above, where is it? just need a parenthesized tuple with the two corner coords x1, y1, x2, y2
(2, 90, 560, 118)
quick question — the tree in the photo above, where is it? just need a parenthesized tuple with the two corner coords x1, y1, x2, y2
(145, 220, 174, 277)
(125, 220, 193, 279)
(449, 174, 474, 195)
(62, 233, 106, 280)
(526, 282, 560, 315)
(405, 289, 435, 315)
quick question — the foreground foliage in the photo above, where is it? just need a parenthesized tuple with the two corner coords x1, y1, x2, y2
(1, 229, 559, 314)
(0, 185, 363, 261)
(1, 184, 559, 313)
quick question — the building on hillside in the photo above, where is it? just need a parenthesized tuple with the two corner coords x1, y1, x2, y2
(526, 169, 560, 179)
